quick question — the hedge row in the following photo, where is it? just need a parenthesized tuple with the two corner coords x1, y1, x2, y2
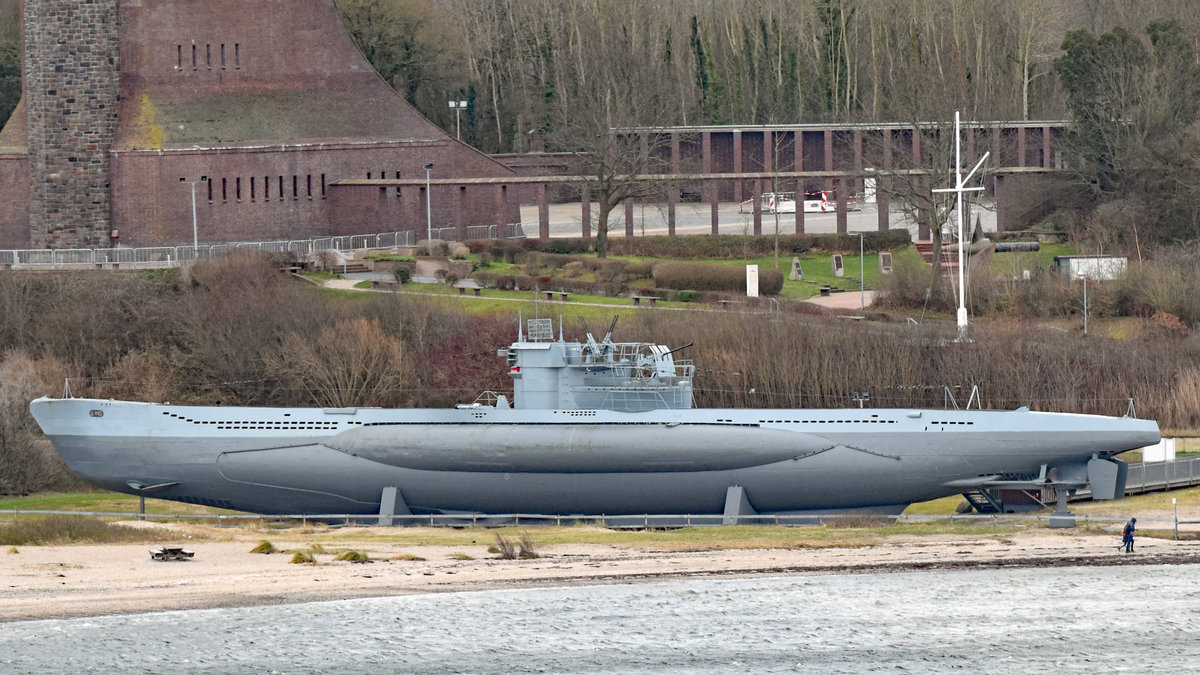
(653, 262, 784, 294)
(465, 230, 910, 260)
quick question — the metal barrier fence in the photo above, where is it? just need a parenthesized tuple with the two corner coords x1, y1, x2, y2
(0, 225, 526, 271)
(1126, 456, 1200, 493)
(0, 509, 1184, 530)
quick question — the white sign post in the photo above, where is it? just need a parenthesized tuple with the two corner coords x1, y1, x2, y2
(746, 264, 759, 298)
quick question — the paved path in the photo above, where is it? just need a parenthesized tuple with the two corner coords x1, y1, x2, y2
(518, 201, 997, 239)
(321, 276, 871, 315)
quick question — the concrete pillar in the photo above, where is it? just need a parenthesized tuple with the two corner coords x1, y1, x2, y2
(710, 180, 719, 234)
(455, 186, 466, 241)
(703, 132, 718, 234)
(762, 130, 773, 193)
(624, 200, 634, 237)
(1017, 127, 1027, 167)
(581, 186, 591, 239)
(990, 127, 1002, 194)
(878, 129, 892, 232)
(496, 185, 508, 235)
(824, 129, 834, 195)
(753, 178, 762, 235)
(669, 134, 680, 236)
(733, 130, 743, 203)
(853, 130, 863, 195)
(794, 130, 805, 235)
(537, 184, 550, 239)
(836, 178, 848, 234)
(1042, 125, 1053, 169)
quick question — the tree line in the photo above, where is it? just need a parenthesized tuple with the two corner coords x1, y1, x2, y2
(335, 0, 1200, 249)
(334, 0, 1200, 152)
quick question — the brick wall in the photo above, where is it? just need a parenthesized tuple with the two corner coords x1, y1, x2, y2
(111, 141, 520, 246)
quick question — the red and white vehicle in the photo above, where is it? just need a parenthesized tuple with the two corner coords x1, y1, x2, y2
(739, 190, 851, 214)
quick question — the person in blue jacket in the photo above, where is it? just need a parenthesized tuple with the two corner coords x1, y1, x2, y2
(1122, 518, 1137, 553)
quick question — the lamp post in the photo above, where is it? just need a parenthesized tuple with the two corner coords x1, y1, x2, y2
(180, 176, 208, 251)
(424, 162, 434, 253)
(448, 100, 467, 140)
(1079, 272, 1088, 335)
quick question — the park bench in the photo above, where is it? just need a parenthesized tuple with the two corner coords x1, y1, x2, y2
(453, 279, 483, 296)
(631, 295, 658, 306)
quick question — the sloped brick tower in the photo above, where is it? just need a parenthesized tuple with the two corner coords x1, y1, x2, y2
(0, 0, 517, 248)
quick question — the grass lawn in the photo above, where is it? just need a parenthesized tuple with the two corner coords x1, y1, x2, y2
(399, 241, 1077, 305)
(0, 491, 241, 517)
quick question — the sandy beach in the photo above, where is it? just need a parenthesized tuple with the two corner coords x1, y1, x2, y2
(4, 523, 1199, 623)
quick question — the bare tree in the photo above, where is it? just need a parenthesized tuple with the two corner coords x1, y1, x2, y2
(0, 350, 70, 494)
(867, 121, 979, 289)
(266, 317, 405, 408)
(537, 3, 677, 258)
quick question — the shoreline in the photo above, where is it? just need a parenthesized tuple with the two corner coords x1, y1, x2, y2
(5, 526, 1200, 623)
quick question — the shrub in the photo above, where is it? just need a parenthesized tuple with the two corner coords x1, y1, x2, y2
(596, 231, 910, 258)
(539, 253, 581, 269)
(492, 532, 517, 559)
(289, 551, 316, 564)
(0, 515, 154, 546)
(518, 531, 539, 559)
(335, 550, 371, 563)
(758, 268, 784, 295)
(678, 289, 698, 302)
(493, 274, 516, 291)
(563, 261, 585, 278)
(653, 262, 746, 292)
(595, 260, 627, 283)
(417, 240, 449, 256)
(448, 243, 470, 259)
(393, 266, 411, 283)
(444, 272, 459, 285)
(250, 540, 278, 554)
(623, 261, 655, 280)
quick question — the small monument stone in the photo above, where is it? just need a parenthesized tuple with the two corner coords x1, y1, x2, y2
(832, 254, 844, 277)
(789, 257, 803, 281)
(879, 251, 893, 275)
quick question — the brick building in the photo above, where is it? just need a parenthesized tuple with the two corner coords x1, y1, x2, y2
(0, 0, 519, 250)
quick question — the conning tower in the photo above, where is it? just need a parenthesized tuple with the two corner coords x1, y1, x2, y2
(500, 318, 694, 412)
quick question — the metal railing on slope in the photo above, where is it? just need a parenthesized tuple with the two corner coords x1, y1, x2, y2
(0, 224, 527, 271)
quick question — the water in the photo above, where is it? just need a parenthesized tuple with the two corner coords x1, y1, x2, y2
(3, 564, 1198, 674)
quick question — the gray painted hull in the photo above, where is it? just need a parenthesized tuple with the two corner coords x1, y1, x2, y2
(29, 397, 1161, 516)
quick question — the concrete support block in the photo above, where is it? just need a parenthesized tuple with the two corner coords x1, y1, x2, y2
(722, 485, 756, 525)
(378, 485, 412, 526)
